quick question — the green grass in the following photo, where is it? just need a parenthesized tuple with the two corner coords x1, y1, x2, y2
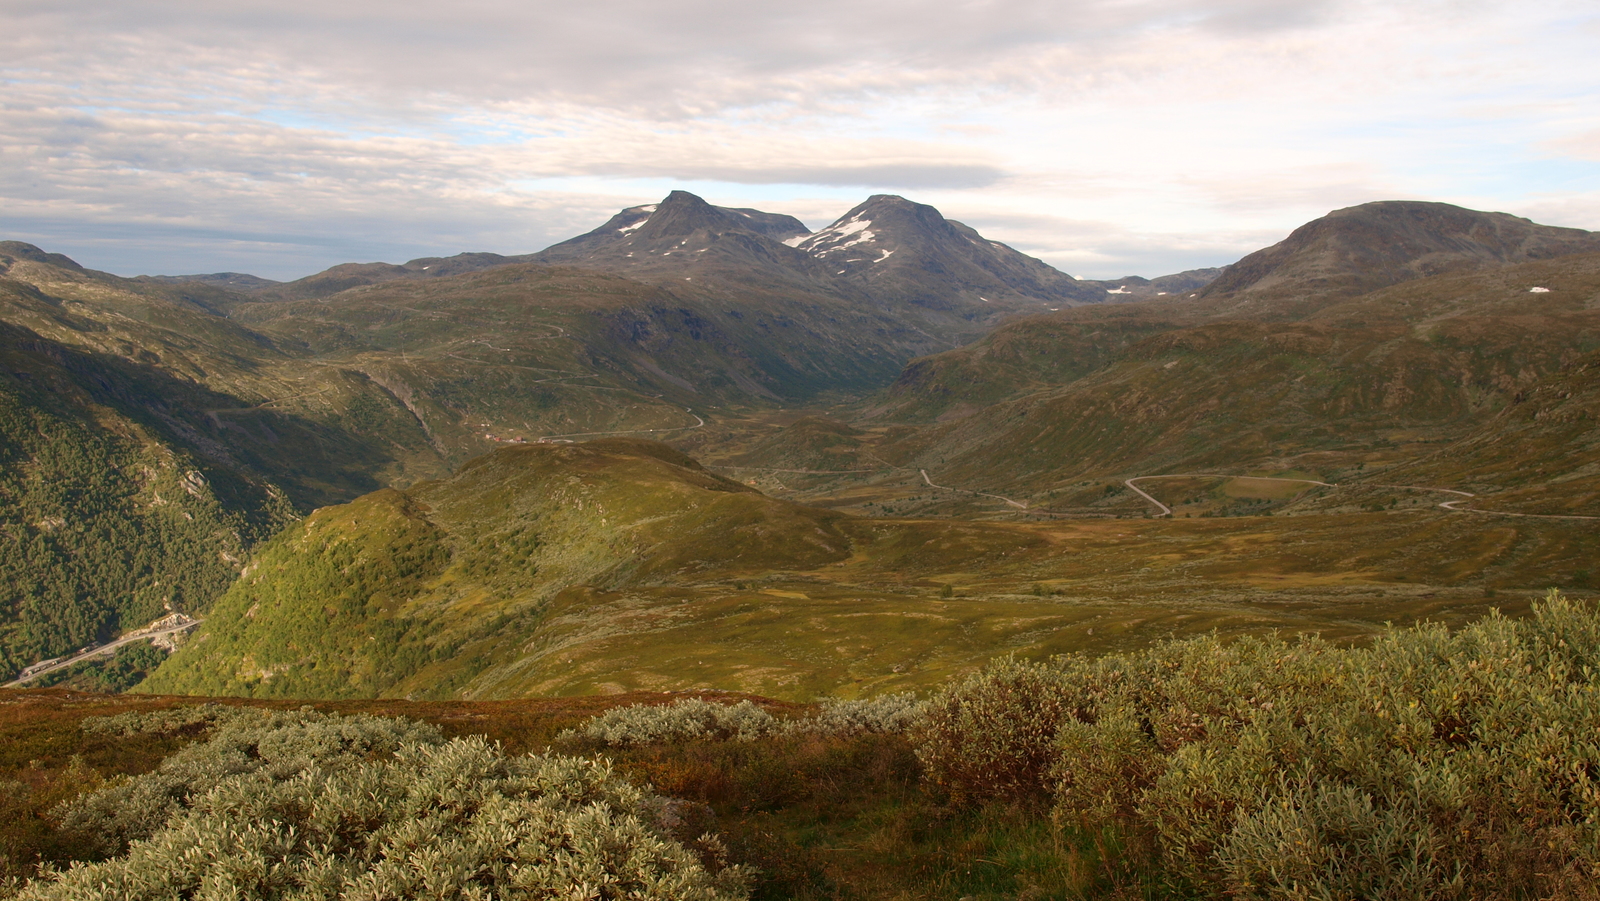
(136, 438, 1597, 703)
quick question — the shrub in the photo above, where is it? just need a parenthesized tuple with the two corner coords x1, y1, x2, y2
(13, 712, 748, 901)
(55, 707, 445, 858)
(914, 656, 1082, 804)
(560, 699, 780, 747)
(78, 703, 248, 738)
(1218, 780, 1460, 900)
(911, 592, 1600, 898)
(786, 693, 925, 737)
(562, 694, 927, 749)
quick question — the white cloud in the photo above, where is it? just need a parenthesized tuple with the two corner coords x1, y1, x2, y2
(0, 0, 1595, 279)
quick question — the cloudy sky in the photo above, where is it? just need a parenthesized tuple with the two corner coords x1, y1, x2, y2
(2, 0, 1596, 280)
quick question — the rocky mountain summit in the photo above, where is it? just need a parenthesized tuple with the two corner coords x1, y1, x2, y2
(792, 194, 1104, 312)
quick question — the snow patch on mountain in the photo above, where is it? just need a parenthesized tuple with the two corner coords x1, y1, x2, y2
(616, 206, 656, 235)
(801, 216, 877, 256)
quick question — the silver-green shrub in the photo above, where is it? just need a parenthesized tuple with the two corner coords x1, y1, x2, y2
(57, 707, 443, 857)
(78, 703, 249, 737)
(560, 699, 780, 746)
(914, 592, 1600, 898)
(1218, 779, 1459, 900)
(788, 693, 925, 737)
(561, 693, 926, 748)
(17, 714, 748, 901)
(914, 656, 1085, 803)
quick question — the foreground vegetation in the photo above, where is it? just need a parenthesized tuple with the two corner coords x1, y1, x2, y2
(5, 593, 1599, 899)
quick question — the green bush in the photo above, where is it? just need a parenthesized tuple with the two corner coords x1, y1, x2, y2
(560, 699, 780, 747)
(914, 656, 1082, 804)
(561, 693, 926, 749)
(913, 593, 1600, 898)
(10, 710, 748, 901)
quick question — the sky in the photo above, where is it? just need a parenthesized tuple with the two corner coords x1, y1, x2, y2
(1, 0, 1597, 281)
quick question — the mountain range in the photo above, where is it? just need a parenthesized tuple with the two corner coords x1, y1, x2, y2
(4, 194, 1600, 697)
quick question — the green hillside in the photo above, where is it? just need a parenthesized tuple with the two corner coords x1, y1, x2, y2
(140, 437, 1600, 702)
(0, 246, 450, 678)
(0, 322, 295, 677)
(812, 251, 1600, 518)
(138, 439, 851, 699)
(0, 237, 991, 681)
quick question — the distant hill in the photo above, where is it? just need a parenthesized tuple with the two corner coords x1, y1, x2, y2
(856, 217, 1600, 510)
(1085, 268, 1223, 299)
(133, 272, 282, 292)
(533, 190, 810, 267)
(1198, 201, 1600, 315)
(225, 189, 1110, 335)
(531, 190, 1107, 343)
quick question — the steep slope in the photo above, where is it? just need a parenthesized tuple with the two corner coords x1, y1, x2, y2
(1198, 201, 1600, 315)
(0, 244, 440, 504)
(0, 245, 493, 679)
(0, 320, 299, 680)
(139, 439, 856, 699)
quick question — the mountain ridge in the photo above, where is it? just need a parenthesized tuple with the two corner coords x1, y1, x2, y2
(1198, 200, 1600, 315)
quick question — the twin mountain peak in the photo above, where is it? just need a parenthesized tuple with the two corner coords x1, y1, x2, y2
(533, 190, 1101, 309)
(129, 192, 1600, 327)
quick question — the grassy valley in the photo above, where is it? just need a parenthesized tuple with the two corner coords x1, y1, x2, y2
(137, 436, 1597, 703)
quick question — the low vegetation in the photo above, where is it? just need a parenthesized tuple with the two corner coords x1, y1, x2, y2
(558, 693, 924, 746)
(129, 436, 1600, 703)
(5, 593, 1599, 899)
(7, 706, 748, 901)
(916, 590, 1600, 899)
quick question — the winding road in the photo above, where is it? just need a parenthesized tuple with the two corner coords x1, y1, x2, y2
(1370, 484, 1600, 521)
(4, 616, 203, 688)
(1121, 475, 1600, 522)
(1124, 474, 1337, 517)
(920, 469, 1030, 510)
